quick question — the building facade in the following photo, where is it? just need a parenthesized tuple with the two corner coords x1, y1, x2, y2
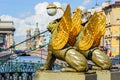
(0, 20, 15, 50)
(103, 1, 120, 56)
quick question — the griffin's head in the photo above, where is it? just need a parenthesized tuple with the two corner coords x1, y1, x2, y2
(81, 11, 91, 25)
(47, 18, 61, 33)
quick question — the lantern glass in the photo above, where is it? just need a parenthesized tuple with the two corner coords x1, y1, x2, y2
(47, 8, 57, 16)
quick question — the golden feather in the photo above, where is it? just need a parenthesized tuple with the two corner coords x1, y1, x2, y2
(68, 8, 82, 46)
(71, 8, 82, 36)
(79, 28, 94, 50)
(52, 4, 72, 50)
(78, 12, 106, 50)
(93, 12, 106, 47)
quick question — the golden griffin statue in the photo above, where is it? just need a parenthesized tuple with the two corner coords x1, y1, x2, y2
(44, 4, 111, 72)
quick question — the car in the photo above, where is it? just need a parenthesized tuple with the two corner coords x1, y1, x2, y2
(13, 50, 26, 56)
(111, 55, 120, 65)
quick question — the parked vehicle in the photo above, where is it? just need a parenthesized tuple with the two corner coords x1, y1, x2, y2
(111, 55, 120, 65)
(13, 50, 26, 56)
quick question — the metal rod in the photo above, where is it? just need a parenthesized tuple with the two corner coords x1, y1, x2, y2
(4, 30, 48, 51)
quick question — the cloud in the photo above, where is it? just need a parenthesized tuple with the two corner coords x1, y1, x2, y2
(18, 12, 32, 18)
(0, 2, 64, 42)
(88, 6, 102, 14)
(82, 0, 91, 6)
(34, 2, 48, 15)
(78, 0, 92, 10)
(78, 6, 85, 10)
(0, 15, 14, 21)
(53, 2, 61, 7)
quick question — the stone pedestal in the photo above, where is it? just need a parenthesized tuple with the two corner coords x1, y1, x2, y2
(34, 70, 120, 80)
(96, 70, 120, 80)
(34, 70, 96, 80)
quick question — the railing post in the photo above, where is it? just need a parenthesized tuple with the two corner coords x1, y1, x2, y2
(0, 73, 2, 80)
(18, 72, 23, 80)
(27, 72, 32, 80)
(9, 72, 14, 80)
(1, 73, 5, 80)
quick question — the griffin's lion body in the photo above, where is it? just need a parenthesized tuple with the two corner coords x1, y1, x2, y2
(44, 4, 111, 71)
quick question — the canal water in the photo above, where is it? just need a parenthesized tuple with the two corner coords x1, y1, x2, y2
(12, 56, 46, 64)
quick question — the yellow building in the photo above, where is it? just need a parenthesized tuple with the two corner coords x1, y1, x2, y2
(103, 1, 120, 56)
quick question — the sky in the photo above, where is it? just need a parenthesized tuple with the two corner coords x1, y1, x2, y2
(0, 0, 116, 42)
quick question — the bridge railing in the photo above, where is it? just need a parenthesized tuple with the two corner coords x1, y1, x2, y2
(0, 72, 34, 80)
(0, 59, 64, 80)
(0, 60, 41, 80)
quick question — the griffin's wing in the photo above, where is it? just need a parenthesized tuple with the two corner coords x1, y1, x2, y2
(78, 28, 94, 50)
(71, 8, 82, 36)
(68, 8, 82, 46)
(52, 4, 72, 50)
(93, 12, 106, 47)
(79, 12, 106, 50)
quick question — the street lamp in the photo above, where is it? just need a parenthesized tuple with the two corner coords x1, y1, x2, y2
(46, 4, 64, 16)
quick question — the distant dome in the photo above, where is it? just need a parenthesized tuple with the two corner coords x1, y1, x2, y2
(34, 27, 40, 35)
(27, 28, 31, 32)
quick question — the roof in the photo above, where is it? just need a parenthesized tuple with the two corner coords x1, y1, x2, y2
(0, 21, 13, 23)
(0, 20, 15, 32)
(103, 1, 120, 10)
